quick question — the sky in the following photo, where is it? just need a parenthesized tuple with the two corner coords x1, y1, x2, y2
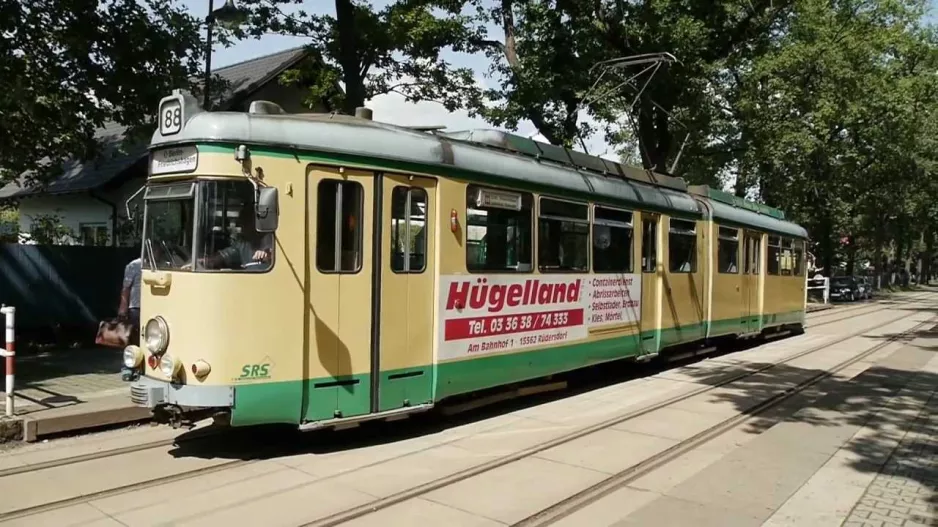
(180, 0, 620, 159)
(179, 0, 938, 170)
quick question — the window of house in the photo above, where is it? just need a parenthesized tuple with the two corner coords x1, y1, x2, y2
(466, 185, 532, 272)
(593, 206, 633, 273)
(718, 226, 739, 274)
(390, 186, 427, 273)
(767, 235, 781, 275)
(668, 218, 697, 273)
(538, 197, 589, 272)
(317, 180, 363, 273)
(79, 223, 109, 246)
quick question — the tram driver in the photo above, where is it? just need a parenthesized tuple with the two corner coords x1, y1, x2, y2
(198, 201, 273, 271)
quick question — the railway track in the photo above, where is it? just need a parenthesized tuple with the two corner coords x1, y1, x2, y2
(513, 315, 937, 526)
(804, 291, 931, 328)
(0, 294, 913, 482)
(301, 301, 936, 527)
(0, 297, 930, 524)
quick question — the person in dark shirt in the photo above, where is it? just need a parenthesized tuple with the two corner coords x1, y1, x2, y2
(199, 204, 273, 271)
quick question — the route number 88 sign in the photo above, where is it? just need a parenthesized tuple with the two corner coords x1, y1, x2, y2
(159, 99, 183, 136)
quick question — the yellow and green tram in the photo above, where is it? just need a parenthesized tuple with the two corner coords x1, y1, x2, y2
(127, 90, 808, 429)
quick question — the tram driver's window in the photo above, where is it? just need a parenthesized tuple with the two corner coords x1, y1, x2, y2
(317, 180, 363, 273)
(466, 186, 532, 272)
(391, 186, 428, 273)
(668, 218, 697, 273)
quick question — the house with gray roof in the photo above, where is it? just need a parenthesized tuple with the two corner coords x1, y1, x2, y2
(0, 46, 333, 246)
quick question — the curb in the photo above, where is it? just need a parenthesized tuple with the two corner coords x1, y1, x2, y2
(0, 405, 152, 444)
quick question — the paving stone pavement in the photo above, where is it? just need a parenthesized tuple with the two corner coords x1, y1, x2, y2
(0, 347, 125, 413)
(842, 391, 938, 527)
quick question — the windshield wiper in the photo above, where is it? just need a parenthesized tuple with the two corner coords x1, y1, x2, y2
(144, 239, 157, 272)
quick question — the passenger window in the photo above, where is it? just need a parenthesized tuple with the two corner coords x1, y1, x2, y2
(780, 238, 794, 276)
(767, 236, 781, 275)
(642, 217, 657, 273)
(717, 226, 739, 274)
(593, 206, 633, 273)
(793, 240, 805, 276)
(538, 197, 589, 272)
(390, 186, 427, 273)
(317, 180, 363, 273)
(668, 218, 697, 273)
(466, 185, 532, 272)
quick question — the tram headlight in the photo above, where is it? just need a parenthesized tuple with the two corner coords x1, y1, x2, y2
(145, 316, 169, 354)
(159, 353, 181, 379)
(123, 346, 144, 369)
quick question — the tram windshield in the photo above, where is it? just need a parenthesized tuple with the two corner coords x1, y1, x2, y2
(142, 180, 274, 272)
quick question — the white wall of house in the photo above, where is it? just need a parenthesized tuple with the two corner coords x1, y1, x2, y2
(17, 175, 146, 246)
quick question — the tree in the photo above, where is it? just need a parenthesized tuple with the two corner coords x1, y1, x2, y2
(0, 0, 204, 187)
(231, 0, 484, 116)
(727, 0, 937, 273)
(467, 0, 797, 172)
(27, 213, 75, 245)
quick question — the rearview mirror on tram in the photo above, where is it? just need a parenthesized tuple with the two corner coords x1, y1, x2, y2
(255, 186, 279, 232)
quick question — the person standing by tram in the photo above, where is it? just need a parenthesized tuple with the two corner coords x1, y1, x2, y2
(118, 253, 142, 381)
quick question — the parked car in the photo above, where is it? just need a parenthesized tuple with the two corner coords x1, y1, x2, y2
(829, 276, 861, 302)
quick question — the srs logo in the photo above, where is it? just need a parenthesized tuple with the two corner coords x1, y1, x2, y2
(236, 356, 274, 381)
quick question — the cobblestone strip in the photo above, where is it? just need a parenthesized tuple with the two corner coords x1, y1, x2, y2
(842, 390, 938, 527)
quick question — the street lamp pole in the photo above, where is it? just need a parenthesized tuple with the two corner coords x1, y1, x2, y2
(203, 0, 246, 110)
(204, 0, 215, 109)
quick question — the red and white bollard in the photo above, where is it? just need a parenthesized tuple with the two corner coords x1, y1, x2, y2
(0, 306, 14, 417)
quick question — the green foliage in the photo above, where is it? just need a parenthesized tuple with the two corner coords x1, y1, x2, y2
(0, 208, 18, 243)
(231, 0, 484, 115)
(0, 1, 204, 187)
(27, 213, 75, 245)
(465, 0, 938, 274)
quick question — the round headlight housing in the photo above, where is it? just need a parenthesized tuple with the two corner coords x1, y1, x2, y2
(123, 346, 144, 369)
(145, 316, 169, 354)
(159, 354, 181, 378)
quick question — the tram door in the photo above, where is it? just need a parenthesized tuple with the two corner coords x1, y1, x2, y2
(743, 231, 762, 334)
(377, 174, 436, 412)
(640, 213, 662, 354)
(304, 167, 375, 422)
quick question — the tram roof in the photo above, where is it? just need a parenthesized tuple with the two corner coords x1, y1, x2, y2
(149, 91, 806, 236)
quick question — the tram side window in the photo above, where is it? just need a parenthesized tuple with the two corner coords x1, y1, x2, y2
(466, 186, 532, 272)
(317, 180, 363, 273)
(538, 198, 589, 272)
(793, 240, 805, 276)
(668, 218, 697, 273)
(780, 238, 794, 276)
(390, 186, 427, 273)
(593, 206, 633, 273)
(767, 236, 781, 275)
(717, 226, 740, 274)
